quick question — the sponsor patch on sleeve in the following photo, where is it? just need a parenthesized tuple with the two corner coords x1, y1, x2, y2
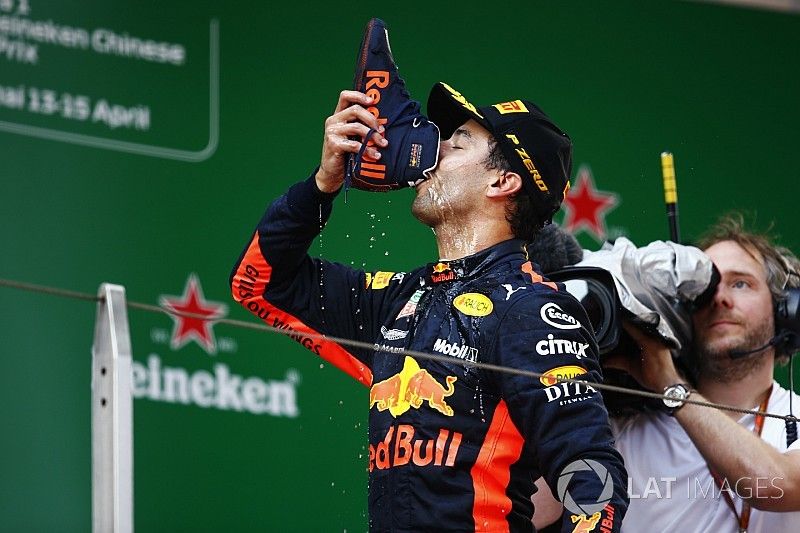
(540, 302, 582, 329)
(365, 271, 399, 290)
(540, 365, 587, 386)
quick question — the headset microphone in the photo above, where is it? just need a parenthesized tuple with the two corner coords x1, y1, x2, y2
(728, 286, 800, 359)
(728, 332, 789, 359)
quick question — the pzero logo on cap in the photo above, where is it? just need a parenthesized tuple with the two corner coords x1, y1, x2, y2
(504, 133, 548, 193)
(453, 293, 493, 317)
(440, 82, 484, 118)
(493, 100, 529, 114)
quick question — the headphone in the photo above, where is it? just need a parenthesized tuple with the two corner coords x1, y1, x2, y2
(773, 260, 800, 356)
(775, 264, 800, 447)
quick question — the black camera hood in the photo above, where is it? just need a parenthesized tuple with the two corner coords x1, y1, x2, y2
(547, 266, 623, 356)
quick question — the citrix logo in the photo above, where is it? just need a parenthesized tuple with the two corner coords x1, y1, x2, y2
(536, 334, 589, 358)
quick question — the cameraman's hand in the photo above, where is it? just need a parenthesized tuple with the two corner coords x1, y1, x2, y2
(316, 90, 388, 193)
(606, 322, 685, 392)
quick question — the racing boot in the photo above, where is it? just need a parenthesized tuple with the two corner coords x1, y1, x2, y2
(346, 18, 440, 192)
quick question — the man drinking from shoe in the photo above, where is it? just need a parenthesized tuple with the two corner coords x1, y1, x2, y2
(230, 84, 628, 532)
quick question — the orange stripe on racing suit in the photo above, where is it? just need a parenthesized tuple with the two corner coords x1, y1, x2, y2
(471, 400, 525, 532)
(522, 261, 558, 290)
(231, 231, 373, 387)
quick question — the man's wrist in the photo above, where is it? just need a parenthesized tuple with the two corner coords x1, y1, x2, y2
(654, 372, 684, 392)
(315, 168, 343, 194)
(662, 383, 692, 415)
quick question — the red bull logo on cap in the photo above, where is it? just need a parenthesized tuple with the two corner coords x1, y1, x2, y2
(369, 356, 457, 417)
(440, 82, 484, 119)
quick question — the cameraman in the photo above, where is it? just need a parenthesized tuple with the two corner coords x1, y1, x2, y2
(612, 214, 800, 531)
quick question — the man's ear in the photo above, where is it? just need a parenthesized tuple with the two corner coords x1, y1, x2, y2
(487, 171, 523, 199)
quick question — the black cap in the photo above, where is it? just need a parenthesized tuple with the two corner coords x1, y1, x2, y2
(427, 82, 573, 223)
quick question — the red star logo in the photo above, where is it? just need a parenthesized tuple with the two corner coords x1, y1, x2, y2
(159, 273, 227, 355)
(561, 165, 619, 241)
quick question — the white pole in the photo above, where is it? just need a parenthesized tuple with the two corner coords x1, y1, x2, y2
(92, 283, 133, 533)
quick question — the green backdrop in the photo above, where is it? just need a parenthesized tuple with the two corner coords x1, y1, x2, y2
(2, 0, 799, 531)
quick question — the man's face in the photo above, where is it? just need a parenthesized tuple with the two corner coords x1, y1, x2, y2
(692, 240, 775, 379)
(411, 119, 495, 227)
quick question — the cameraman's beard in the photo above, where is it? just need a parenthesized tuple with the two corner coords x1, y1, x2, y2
(694, 323, 772, 383)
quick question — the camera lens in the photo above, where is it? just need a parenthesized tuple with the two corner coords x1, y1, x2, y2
(563, 278, 615, 339)
(548, 267, 622, 355)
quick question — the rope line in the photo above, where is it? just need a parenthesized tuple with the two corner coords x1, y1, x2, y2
(0, 278, 101, 302)
(1, 276, 794, 421)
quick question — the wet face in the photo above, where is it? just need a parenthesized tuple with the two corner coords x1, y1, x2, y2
(692, 240, 775, 380)
(411, 119, 496, 228)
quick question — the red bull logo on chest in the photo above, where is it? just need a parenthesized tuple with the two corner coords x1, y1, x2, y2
(430, 262, 456, 283)
(369, 356, 457, 417)
(369, 424, 463, 472)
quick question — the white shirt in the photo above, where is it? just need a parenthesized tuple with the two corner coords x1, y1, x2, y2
(613, 381, 800, 532)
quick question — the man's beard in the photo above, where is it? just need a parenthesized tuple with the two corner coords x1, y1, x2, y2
(693, 321, 773, 383)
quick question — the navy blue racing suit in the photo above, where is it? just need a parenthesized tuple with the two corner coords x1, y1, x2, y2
(230, 175, 628, 532)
